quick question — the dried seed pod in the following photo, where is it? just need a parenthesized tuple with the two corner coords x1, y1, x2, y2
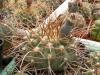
(26, 0, 32, 8)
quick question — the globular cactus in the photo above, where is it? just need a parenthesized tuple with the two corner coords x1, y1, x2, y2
(17, 12, 36, 28)
(92, 0, 100, 20)
(0, 25, 13, 51)
(90, 20, 100, 41)
(19, 28, 77, 71)
(78, 2, 93, 19)
(59, 12, 87, 38)
(70, 12, 86, 28)
(66, 12, 87, 36)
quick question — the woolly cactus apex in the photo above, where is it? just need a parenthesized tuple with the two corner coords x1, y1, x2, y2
(90, 20, 100, 41)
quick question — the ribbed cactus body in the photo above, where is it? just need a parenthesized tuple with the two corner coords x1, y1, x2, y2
(32, 47, 75, 70)
(21, 31, 76, 71)
(92, 0, 100, 20)
(79, 2, 92, 19)
(17, 12, 36, 28)
(0, 25, 13, 50)
(90, 20, 100, 41)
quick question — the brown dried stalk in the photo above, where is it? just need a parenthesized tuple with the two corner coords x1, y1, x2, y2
(40, 15, 64, 41)
(26, 0, 32, 8)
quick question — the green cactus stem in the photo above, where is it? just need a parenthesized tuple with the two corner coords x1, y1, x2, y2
(90, 20, 100, 41)
(18, 29, 77, 71)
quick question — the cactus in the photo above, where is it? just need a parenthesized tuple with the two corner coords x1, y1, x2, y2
(17, 10, 88, 72)
(65, 12, 87, 38)
(16, 14, 89, 74)
(90, 0, 100, 20)
(20, 30, 77, 71)
(17, 14, 77, 71)
(0, 25, 13, 50)
(78, 2, 93, 19)
(90, 20, 100, 41)
(92, 2, 100, 20)
(17, 12, 36, 28)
